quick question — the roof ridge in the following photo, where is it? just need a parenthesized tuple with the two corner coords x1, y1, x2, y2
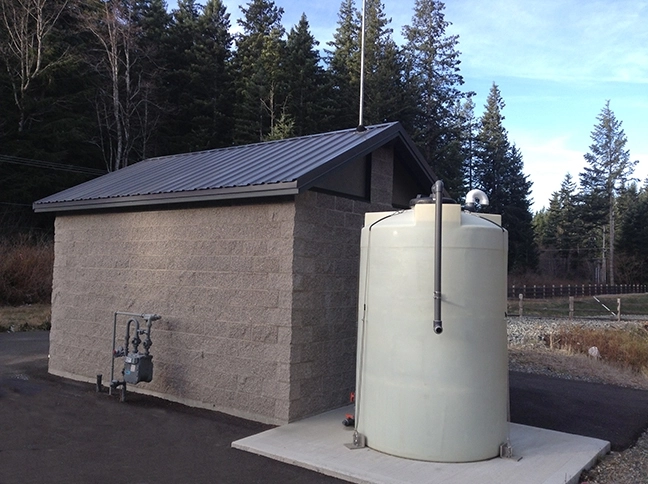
(33, 121, 437, 213)
(147, 122, 399, 162)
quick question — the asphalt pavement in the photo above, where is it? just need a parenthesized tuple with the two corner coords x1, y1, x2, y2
(1, 331, 648, 484)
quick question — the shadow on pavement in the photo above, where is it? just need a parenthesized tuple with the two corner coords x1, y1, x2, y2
(0, 332, 341, 484)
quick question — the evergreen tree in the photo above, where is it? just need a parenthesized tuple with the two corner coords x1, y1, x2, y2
(325, 0, 404, 130)
(536, 174, 585, 278)
(165, 0, 203, 150)
(360, 0, 407, 126)
(473, 84, 508, 200)
(164, 0, 233, 152)
(402, 0, 469, 197)
(131, 0, 172, 157)
(284, 14, 330, 136)
(232, 0, 287, 144)
(458, 97, 477, 196)
(325, 0, 360, 130)
(473, 83, 537, 273)
(264, 111, 294, 140)
(133, 0, 170, 42)
(579, 100, 637, 284)
(616, 183, 648, 283)
(197, 0, 234, 147)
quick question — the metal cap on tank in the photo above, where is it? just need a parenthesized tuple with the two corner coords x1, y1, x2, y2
(464, 189, 490, 212)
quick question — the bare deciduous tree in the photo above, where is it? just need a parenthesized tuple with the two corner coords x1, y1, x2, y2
(0, 0, 69, 132)
(84, 0, 160, 172)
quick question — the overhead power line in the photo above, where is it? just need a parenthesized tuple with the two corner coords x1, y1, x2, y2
(0, 202, 32, 207)
(0, 154, 107, 176)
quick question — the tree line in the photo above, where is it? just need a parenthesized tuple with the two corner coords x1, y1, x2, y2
(1, 0, 642, 283)
(534, 100, 644, 285)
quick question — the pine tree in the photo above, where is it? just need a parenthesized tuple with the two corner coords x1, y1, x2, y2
(616, 183, 648, 283)
(401, 0, 469, 197)
(458, 97, 477, 196)
(537, 174, 585, 278)
(473, 84, 508, 200)
(284, 14, 330, 136)
(133, 0, 170, 42)
(325, 0, 360, 130)
(360, 0, 407, 126)
(579, 100, 637, 284)
(325, 0, 405, 130)
(473, 83, 537, 273)
(165, 0, 203, 146)
(131, 0, 172, 158)
(232, 0, 286, 144)
(164, 0, 233, 152)
(197, 0, 234, 147)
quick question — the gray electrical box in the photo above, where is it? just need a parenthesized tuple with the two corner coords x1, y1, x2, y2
(123, 353, 153, 384)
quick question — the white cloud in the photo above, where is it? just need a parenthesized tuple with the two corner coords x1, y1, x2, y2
(518, 135, 648, 213)
(446, 0, 648, 84)
(514, 134, 586, 212)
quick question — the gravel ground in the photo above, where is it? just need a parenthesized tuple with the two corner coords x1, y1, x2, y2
(507, 316, 648, 483)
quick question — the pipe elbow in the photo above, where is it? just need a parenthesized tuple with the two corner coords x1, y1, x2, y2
(465, 189, 489, 211)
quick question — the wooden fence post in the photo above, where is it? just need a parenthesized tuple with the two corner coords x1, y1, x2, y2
(569, 296, 574, 320)
(617, 298, 621, 322)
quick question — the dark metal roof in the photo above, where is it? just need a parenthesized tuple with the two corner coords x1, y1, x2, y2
(33, 122, 435, 213)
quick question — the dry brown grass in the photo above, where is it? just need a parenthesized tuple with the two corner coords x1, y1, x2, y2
(0, 304, 51, 332)
(549, 324, 648, 375)
(509, 346, 648, 390)
(0, 237, 53, 306)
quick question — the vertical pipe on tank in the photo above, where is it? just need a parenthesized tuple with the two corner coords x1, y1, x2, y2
(433, 180, 443, 335)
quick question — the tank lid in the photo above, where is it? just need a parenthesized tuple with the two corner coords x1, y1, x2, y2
(409, 195, 456, 208)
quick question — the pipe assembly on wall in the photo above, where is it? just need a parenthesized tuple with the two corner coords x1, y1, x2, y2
(108, 311, 161, 402)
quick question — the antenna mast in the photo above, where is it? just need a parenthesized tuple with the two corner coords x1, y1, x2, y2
(358, 0, 366, 131)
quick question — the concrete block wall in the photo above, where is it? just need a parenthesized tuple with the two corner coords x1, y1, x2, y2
(50, 200, 297, 424)
(49, 144, 397, 425)
(288, 145, 394, 421)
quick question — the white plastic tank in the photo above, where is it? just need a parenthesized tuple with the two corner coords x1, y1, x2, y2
(355, 198, 509, 462)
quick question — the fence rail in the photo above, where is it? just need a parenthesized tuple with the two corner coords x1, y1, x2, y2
(507, 284, 648, 299)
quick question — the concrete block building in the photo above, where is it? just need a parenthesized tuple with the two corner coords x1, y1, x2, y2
(34, 122, 436, 425)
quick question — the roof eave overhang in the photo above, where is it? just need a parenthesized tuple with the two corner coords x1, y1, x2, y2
(33, 182, 300, 213)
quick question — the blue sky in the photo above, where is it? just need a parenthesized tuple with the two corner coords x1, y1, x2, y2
(169, 0, 647, 212)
